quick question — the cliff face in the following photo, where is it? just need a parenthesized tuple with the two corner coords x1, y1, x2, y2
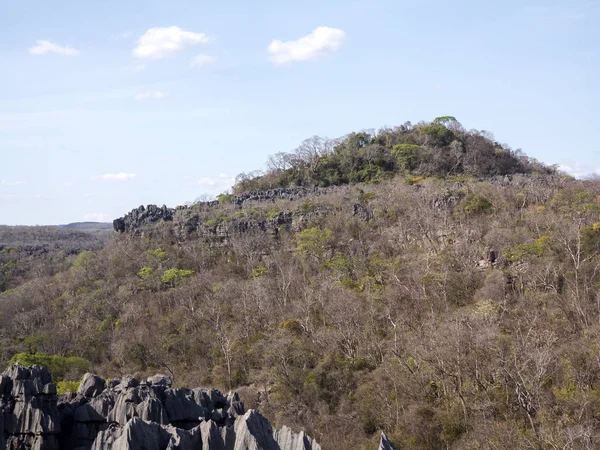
(0, 364, 321, 450)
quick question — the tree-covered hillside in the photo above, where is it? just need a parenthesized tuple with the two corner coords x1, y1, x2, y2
(234, 117, 553, 193)
(5, 118, 600, 449)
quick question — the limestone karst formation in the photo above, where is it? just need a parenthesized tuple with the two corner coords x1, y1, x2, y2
(0, 364, 323, 450)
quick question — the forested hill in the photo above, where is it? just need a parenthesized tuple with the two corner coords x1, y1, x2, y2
(6, 118, 600, 449)
(233, 116, 554, 193)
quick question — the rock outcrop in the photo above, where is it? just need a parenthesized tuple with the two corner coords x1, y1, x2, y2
(112, 188, 328, 235)
(113, 205, 174, 234)
(0, 364, 321, 450)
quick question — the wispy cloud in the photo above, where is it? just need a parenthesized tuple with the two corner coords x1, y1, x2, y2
(93, 173, 136, 181)
(29, 40, 79, 56)
(84, 212, 106, 222)
(190, 54, 216, 68)
(267, 26, 345, 64)
(63, 181, 74, 187)
(559, 161, 600, 179)
(135, 91, 166, 100)
(0, 180, 26, 186)
(133, 26, 211, 59)
(197, 173, 235, 193)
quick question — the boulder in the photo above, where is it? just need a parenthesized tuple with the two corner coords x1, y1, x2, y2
(78, 373, 106, 398)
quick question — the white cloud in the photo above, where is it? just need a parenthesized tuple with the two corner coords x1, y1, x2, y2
(97, 173, 136, 181)
(133, 26, 210, 59)
(197, 173, 235, 192)
(559, 162, 600, 179)
(29, 40, 79, 56)
(190, 54, 216, 68)
(0, 180, 26, 186)
(64, 181, 74, 187)
(135, 91, 166, 100)
(84, 212, 106, 222)
(267, 26, 345, 64)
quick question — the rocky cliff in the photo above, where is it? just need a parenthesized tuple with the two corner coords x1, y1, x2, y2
(0, 364, 322, 450)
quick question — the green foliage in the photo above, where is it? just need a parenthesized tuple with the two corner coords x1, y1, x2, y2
(137, 266, 153, 278)
(251, 265, 269, 278)
(72, 251, 96, 270)
(23, 334, 50, 354)
(461, 192, 493, 214)
(233, 116, 548, 194)
(56, 380, 80, 394)
(505, 236, 550, 262)
(295, 227, 333, 260)
(217, 193, 234, 204)
(145, 248, 168, 261)
(433, 115, 458, 126)
(8, 352, 90, 382)
(419, 124, 455, 146)
(161, 268, 194, 284)
(391, 144, 422, 171)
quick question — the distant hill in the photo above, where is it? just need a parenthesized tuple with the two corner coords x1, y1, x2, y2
(0, 224, 111, 292)
(59, 221, 113, 231)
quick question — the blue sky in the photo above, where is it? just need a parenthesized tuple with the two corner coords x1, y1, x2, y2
(1, 0, 598, 225)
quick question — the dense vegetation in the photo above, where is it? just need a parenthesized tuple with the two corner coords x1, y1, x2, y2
(234, 117, 553, 193)
(5, 118, 600, 449)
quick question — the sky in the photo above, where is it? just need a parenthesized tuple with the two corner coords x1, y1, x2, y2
(1, 0, 599, 225)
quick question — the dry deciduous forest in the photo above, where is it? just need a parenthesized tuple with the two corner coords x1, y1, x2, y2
(3, 118, 600, 449)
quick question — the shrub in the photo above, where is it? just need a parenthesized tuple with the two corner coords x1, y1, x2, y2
(72, 251, 96, 270)
(137, 266, 153, 278)
(145, 248, 168, 261)
(505, 236, 549, 262)
(161, 268, 194, 284)
(462, 193, 493, 214)
(251, 265, 269, 278)
(56, 380, 80, 394)
(217, 193, 234, 204)
(295, 227, 333, 260)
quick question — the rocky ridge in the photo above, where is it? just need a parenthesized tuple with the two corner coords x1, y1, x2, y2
(112, 174, 568, 240)
(112, 188, 334, 239)
(0, 364, 323, 450)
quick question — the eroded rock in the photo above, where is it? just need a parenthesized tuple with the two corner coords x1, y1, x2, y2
(0, 364, 321, 450)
